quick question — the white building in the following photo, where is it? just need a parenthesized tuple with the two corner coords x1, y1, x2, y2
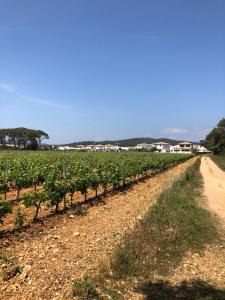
(135, 143, 154, 150)
(104, 144, 120, 152)
(85, 144, 96, 151)
(153, 142, 171, 152)
(0, 143, 15, 148)
(195, 145, 212, 154)
(119, 147, 130, 151)
(170, 141, 202, 154)
(178, 141, 193, 151)
(58, 146, 77, 151)
(92, 144, 104, 151)
(170, 141, 193, 154)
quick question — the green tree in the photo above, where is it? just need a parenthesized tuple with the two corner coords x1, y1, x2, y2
(204, 118, 225, 154)
(0, 127, 49, 150)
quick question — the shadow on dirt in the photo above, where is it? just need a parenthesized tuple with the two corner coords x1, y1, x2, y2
(138, 280, 225, 300)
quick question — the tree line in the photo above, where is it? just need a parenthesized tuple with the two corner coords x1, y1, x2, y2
(204, 118, 225, 154)
(0, 127, 49, 150)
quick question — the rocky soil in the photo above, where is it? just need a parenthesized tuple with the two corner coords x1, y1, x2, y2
(0, 158, 197, 300)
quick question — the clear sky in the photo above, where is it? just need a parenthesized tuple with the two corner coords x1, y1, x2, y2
(0, 0, 225, 144)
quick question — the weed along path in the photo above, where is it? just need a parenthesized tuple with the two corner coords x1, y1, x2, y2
(0, 158, 196, 300)
(151, 156, 225, 299)
(200, 156, 225, 221)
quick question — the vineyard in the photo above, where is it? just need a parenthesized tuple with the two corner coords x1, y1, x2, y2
(0, 151, 192, 230)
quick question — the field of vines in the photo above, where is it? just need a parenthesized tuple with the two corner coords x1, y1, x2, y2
(0, 151, 192, 229)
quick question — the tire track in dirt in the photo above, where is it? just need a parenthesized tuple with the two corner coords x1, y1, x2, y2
(146, 156, 225, 298)
(200, 156, 225, 222)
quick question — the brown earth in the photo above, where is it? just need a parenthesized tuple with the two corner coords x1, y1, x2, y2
(0, 186, 105, 234)
(136, 156, 225, 300)
(0, 169, 163, 233)
(200, 156, 225, 221)
(0, 157, 197, 300)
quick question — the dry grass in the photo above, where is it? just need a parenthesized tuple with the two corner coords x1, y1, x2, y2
(211, 153, 225, 171)
(110, 160, 218, 278)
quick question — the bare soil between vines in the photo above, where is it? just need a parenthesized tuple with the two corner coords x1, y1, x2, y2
(0, 168, 167, 234)
(0, 157, 197, 300)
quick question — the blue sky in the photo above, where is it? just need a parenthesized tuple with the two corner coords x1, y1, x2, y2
(0, 0, 225, 144)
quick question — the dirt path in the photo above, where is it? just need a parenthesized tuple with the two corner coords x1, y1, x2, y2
(200, 156, 225, 221)
(145, 156, 225, 298)
(0, 158, 196, 300)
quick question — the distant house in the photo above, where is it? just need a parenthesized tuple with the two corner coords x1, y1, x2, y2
(195, 145, 212, 154)
(94, 144, 105, 151)
(85, 144, 96, 151)
(153, 142, 171, 152)
(0, 143, 15, 148)
(104, 144, 120, 152)
(120, 147, 130, 151)
(135, 143, 153, 150)
(57, 143, 121, 152)
(76, 144, 86, 150)
(178, 141, 193, 151)
(170, 141, 194, 154)
(58, 146, 77, 151)
(57, 140, 206, 154)
(170, 145, 181, 153)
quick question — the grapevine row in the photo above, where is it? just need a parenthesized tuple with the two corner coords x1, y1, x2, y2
(0, 151, 192, 225)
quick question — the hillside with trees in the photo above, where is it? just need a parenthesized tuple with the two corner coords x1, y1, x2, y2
(60, 137, 197, 148)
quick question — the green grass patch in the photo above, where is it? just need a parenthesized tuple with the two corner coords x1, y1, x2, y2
(72, 275, 122, 299)
(211, 154, 225, 171)
(0, 254, 22, 281)
(71, 203, 87, 216)
(73, 277, 100, 299)
(110, 159, 218, 278)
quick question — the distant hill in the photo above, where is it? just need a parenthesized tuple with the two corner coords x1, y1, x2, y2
(58, 137, 198, 147)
